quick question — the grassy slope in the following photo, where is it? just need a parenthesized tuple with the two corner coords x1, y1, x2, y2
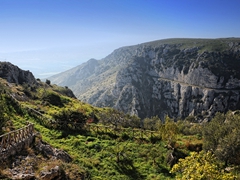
(1, 79, 203, 179)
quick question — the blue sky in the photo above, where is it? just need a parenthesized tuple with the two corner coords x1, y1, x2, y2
(0, 0, 240, 78)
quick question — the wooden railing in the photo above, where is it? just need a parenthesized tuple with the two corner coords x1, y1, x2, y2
(0, 123, 35, 158)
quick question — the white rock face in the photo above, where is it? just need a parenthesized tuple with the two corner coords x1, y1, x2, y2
(49, 38, 240, 121)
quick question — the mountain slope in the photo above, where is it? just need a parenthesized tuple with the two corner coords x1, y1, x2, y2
(49, 38, 240, 120)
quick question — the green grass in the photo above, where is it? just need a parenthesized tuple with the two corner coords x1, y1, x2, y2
(44, 134, 172, 179)
(1, 80, 201, 179)
(10, 108, 176, 179)
(20, 119, 173, 179)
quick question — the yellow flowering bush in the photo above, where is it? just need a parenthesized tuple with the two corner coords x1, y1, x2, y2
(170, 151, 236, 180)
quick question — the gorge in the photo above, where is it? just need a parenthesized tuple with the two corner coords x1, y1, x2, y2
(49, 38, 240, 121)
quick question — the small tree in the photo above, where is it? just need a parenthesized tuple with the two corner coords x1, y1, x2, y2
(161, 116, 179, 146)
(98, 109, 141, 129)
(203, 112, 226, 152)
(128, 115, 141, 128)
(46, 79, 51, 85)
(143, 116, 161, 131)
(98, 109, 125, 128)
(203, 111, 240, 165)
(52, 108, 88, 130)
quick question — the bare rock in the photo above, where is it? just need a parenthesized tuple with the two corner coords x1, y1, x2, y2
(36, 140, 72, 163)
(40, 166, 61, 180)
(0, 62, 36, 85)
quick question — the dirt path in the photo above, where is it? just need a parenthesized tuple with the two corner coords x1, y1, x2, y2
(157, 77, 238, 92)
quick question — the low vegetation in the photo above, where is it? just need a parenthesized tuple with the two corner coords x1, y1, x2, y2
(0, 79, 239, 179)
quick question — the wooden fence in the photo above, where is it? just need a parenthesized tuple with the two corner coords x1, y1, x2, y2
(0, 123, 35, 159)
(86, 123, 161, 140)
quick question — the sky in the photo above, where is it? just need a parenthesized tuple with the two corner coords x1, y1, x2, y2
(0, 0, 240, 78)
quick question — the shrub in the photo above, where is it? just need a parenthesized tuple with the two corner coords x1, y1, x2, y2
(203, 111, 240, 165)
(143, 116, 162, 131)
(120, 132, 130, 141)
(45, 79, 51, 85)
(43, 91, 63, 107)
(171, 151, 236, 180)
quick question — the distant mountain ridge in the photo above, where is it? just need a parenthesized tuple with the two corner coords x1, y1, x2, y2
(49, 38, 240, 121)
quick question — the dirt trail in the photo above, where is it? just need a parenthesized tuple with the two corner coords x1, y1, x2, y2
(157, 77, 238, 92)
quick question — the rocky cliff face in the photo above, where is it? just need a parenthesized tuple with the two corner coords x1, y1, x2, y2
(0, 61, 76, 99)
(0, 61, 37, 85)
(49, 38, 240, 121)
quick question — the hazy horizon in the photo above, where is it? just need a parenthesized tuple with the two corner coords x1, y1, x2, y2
(0, 45, 117, 79)
(1, 0, 240, 78)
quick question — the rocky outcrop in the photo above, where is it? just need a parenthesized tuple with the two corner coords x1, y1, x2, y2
(7, 154, 37, 180)
(39, 166, 65, 180)
(6, 154, 69, 180)
(3, 140, 72, 180)
(36, 140, 72, 163)
(0, 61, 77, 100)
(0, 61, 37, 85)
(49, 38, 240, 121)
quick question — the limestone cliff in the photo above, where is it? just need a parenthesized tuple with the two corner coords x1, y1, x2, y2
(49, 38, 240, 121)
